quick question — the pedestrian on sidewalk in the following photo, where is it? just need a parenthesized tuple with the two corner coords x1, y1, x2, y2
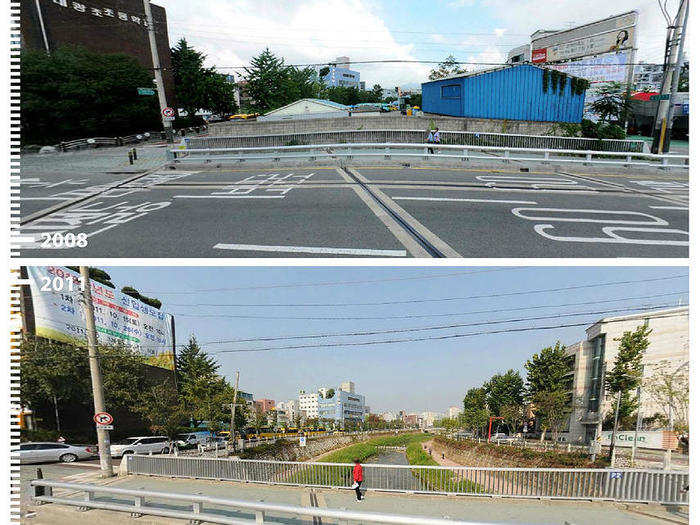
(427, 127, 440, 154)
(352, 458, 364, 501)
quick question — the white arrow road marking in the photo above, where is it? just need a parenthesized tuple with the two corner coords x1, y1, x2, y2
(213, 244, 407, 257)
(533, 224, 689, 246)
(393, 197, 538, 204)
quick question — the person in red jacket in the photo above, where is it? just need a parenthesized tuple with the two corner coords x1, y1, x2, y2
(352, 458, 364, 501)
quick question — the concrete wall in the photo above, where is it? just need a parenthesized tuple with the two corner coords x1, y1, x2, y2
(209, 114, 559, 137)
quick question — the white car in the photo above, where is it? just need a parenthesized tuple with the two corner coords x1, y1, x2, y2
(19, 442, 97, 464)
(175, 432, 211, 448)
(110, 436, 171, 457)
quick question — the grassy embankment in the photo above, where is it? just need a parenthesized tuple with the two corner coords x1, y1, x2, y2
(288, 433, 482, 493)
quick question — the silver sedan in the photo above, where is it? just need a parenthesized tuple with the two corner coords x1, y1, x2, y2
(19, 442, 97, 464)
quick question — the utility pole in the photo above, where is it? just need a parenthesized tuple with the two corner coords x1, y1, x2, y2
(651, 0, 688, 153)
(590, 363, 606, 462)
(229, 371, 240, 452)
(662, 0, 689, 149)
(80, 267, 114, 478)
(630, 385, 643, 467)
(142, 0, 173, 143)
(607, 392, 622, 465)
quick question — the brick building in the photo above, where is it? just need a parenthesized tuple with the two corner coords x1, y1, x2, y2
(20, 0, 175, 105)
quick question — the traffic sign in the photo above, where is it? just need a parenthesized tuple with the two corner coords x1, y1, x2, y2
(299, 436, 307, 447)
(162, 107, 176, 118)
(96, 424, 114, 430)
(138, 87, 156, 96)
(650, 94, 670, 101)
(163, 116, 176, 121)
(93, 412, 113, 425)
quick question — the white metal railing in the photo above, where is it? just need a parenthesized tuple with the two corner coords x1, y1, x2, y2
(169, 142, 688, 169)
(126, 455, 689, 504)
(30, 479, 499, 525)
(192, 129, 647, 152)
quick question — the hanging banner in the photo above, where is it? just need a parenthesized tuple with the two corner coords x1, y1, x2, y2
(26, 266, 175, 370)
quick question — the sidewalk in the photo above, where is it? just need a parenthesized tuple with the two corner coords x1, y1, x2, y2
(21, 474, 684, 525)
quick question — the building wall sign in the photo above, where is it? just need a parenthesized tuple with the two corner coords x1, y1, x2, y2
(599, 430, 678, 450)
(532, 11, 637, 64)
(51, 0, 150, 28)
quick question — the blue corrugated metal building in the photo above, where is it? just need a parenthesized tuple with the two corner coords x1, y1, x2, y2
(421, 64, 587, 123)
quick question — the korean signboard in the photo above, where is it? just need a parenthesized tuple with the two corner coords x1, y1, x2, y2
(27, 266, 175, 370)
(599, 430, 678, 451)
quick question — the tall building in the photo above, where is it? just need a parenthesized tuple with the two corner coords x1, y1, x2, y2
(318, 389, 367, 428)
(559, 307, 689, 443)
(20, 0, 175, 105)
(298, 390, 320, 419)
(340, 381, 355, 393)
(447, 406, 461, 419)
(254, 399, 275, 413)
(276, 400, 300, 424)
(320, 57, 361, 89)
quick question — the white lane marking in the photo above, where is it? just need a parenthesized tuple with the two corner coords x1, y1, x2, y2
(213, 243, 407, 257)
(393, 197, 537, 204)
(649, 205, 688, 210)
(534, 224, 689, 246)
(174, 195, 285, 199)
(511, 208, 669, 226)
(20, 197, 74, 200)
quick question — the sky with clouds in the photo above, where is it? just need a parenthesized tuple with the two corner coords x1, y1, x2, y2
(159, 0, 684, 88)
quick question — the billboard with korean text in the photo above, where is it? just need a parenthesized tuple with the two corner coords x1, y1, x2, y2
(26, 266, 174, 370)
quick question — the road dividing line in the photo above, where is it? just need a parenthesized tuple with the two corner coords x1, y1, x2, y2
(174, 195, 286, 199)
(334, 168, 430, 258)
(213, 243, 407, 257)
(346, 168, 461, 258)
(393, 197, 538, 204)
(649, 205, 689, 210)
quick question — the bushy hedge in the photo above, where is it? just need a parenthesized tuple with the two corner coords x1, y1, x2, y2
(433, 436, 608, 468)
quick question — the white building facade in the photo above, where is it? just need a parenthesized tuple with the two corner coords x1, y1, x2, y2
(561, 307, 689, 444)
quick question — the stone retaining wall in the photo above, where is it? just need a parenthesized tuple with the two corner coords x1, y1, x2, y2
(209, 114, 558, 137)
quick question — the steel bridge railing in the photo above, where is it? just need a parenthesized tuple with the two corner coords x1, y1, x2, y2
(169, 142, 688, 169)
(189, 129, 647, 153)
(126, 455, 689, 504)
(30, 479, 503, 525)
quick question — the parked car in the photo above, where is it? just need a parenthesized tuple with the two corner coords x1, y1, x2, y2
(175, 432, 212, 448)
(19, 442, 97, 464)
(109, 436, 170, 457)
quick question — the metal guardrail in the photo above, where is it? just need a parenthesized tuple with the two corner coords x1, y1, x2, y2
(189, 129, 646, 152)
(126, 455, 689, 504)
(30, 479, 493, 525)
(51, 126, 209, 151)
(170, 142, 688, 169)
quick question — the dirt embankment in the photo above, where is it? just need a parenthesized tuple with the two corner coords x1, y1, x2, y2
(430, 436, 607, 468)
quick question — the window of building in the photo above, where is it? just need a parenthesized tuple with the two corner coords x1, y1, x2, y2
(587, 334, 606, 412)
(441, 84, 461, 99)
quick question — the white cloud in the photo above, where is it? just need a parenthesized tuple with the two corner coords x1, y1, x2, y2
(494, 28, 507, 38)
(163, 0, 430, 87)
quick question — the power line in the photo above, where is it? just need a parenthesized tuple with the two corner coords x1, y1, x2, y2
(164, 274, 687, 308)
(132, 268, 519, 295)
(186, 303, 682, 345)
(210, 311, 689, 355)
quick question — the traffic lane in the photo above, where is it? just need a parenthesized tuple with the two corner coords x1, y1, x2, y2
(355, 166, 614, 191)
(563, 174, 689, 201)
(384, 188, 689, 258)
(163, 166, 347, 185)
(19, 171, 147, 220)
(18, 186, 408, 258)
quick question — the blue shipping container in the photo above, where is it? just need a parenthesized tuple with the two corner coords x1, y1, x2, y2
(421, 64, 586, 123)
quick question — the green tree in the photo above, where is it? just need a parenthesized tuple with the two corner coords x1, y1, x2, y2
(463, 387, 489, 436)
(645, 361, 689, 434)
(135, 380, 187, 444)
(587, 81, 632, 123)
(525, 342, 572, 441)
(429, 55, 467, 80)
(483, 370, 524, 417)
(120, 286, 162, 309)
(499, 404, 524, 435)
(371, 84, 383, 101)
(605, 324, 651, 459)
(252, 406, 267, 434)
(176, 336, 219, 389)
(171, 39, 237, 121)
(19, 337, 150, 438)
(244, 48, 292, 113)
(324, 388, 335, 399)
(182, 374, 235, 434)
(21, 46, 161, 144)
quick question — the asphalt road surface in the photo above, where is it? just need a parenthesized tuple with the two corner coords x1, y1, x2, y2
(16, 163, 689, 258)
